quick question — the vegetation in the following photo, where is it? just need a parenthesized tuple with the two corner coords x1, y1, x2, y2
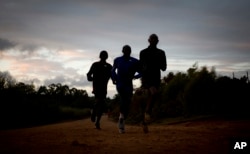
(111, 64, 250, 123)
(1, 64, 249, 129)
(0, 71, 92, 129)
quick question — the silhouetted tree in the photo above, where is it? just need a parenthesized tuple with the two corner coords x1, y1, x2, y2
(0, 71, 16, 90)
(37, 86, 49, 95)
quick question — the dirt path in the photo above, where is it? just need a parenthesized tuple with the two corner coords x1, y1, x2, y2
(0, 115, 250, 154)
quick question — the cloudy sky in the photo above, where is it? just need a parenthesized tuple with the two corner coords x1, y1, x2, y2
(1, 0, 250, 97)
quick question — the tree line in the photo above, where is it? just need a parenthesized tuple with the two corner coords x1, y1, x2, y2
(112, 64, 250, 123)
(0, 71, 92, 129)
(1, 64, 249, 129)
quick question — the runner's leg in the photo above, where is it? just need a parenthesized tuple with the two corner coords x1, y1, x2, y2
(117, 89, 132, 133)
(95, 96, 106, 129)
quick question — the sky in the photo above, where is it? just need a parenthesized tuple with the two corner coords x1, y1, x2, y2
(0, 0, 250, 97)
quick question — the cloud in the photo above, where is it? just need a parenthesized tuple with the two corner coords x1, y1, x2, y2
(0, 38, 16, 51)
(43, 74, 92, 92)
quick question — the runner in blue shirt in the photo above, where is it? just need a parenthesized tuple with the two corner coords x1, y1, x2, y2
(111, 45, 141, 133)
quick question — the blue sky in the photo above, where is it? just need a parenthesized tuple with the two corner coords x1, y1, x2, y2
(0, 0, 250, 97)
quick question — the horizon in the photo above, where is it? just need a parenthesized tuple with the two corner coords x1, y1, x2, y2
(1, 65, 248, 98)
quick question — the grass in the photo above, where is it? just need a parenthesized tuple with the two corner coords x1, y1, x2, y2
(59, 107, 90, 120)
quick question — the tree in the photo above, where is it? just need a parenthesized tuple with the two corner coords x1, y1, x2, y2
(0, 71, 16, 90)
(37, 86, 49, 95)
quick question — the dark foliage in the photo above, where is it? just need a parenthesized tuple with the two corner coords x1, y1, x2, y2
(126, 64, 250, 123)
(0, 71, 92, 129)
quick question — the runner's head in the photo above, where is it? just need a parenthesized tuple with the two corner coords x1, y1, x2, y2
(99, 50, 108, 61)
(122, 45, 131, 58)
(148, 34, 159, 46)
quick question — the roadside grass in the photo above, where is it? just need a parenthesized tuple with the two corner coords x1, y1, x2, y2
(59, 106, 90, 120)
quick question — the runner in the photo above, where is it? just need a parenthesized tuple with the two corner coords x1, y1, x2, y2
(139, 34, 167, 133)
(87, 51, 112, 129)
(111, 45, 141, 133)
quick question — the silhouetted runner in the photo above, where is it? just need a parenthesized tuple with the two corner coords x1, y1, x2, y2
(111, 45, 141, 133)
(87, 51, 112, 129)
(139, 34, 167, 133)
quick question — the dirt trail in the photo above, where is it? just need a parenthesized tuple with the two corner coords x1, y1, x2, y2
(0, 115, 250, 154)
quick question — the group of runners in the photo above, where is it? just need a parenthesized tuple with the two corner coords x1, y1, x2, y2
(87, 34, 167, 133)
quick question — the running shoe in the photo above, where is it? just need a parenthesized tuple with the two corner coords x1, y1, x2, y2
(95, 122, 101, 130)
(119, 128, 125, 134)
(118, 118, 125, 133)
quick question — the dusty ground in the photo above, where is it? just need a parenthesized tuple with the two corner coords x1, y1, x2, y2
(0, 115, 250, 154)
